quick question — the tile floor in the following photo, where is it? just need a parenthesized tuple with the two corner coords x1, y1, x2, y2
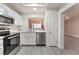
(16, 46, 79, 55)
(16, 46, 61, 55)
(16, 35, 79, 55)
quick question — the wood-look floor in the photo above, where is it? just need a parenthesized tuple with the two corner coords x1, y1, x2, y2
(16, 36, 79, 55)
(63, 35, 79, 55)
(64, 35, 79, 50)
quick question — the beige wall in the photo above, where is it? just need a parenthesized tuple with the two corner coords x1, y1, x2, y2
(64, 15, 79, 36)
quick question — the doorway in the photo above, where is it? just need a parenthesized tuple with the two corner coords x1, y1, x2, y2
(64, 4, 79, 50)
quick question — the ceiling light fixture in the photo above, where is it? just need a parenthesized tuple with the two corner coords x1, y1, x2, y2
(30, 4, 38, 6)
(23, 3, 47, 7)
(33, 8, 37, 11)
(65, 16, 70, 19)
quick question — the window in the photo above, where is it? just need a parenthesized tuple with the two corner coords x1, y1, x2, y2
(32, 23, 41, 29)
(28, 18, 44, 30)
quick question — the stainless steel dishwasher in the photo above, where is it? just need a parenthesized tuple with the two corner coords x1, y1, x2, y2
(36, 32, 46, 46)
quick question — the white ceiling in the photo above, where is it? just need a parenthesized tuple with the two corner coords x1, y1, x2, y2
(4, 3, 65, 14)
(64, 4, 79, 21)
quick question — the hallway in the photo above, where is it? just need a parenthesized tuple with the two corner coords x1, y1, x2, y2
(64, 35, 79, 54)
(64, 35, 79, 50)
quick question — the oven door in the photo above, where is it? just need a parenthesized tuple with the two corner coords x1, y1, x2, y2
(4, 34, 20, 55)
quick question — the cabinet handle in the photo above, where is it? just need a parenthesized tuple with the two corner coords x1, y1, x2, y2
(8, 35, 20, 39)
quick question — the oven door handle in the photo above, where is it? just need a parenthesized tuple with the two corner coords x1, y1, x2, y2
(8, 35, 20, 39)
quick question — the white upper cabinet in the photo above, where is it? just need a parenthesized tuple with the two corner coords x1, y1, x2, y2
(0, 4, 22, 25)
(6, 8, 22, 25)
(14, 14, 22, 25)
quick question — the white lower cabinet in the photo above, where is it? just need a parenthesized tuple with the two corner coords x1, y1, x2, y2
(21, 32, 36, 45)
(0, 39, 3, 55)
(46, 32, 57, 46)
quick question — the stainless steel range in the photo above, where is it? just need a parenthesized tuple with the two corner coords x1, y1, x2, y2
(0, 27, 20, 55)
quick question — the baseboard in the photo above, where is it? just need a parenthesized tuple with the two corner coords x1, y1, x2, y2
(21, 44, 36, 46)
(64, 33, 79, 38)
(36, 44, 46, 46)
(21, 44, 46, 46)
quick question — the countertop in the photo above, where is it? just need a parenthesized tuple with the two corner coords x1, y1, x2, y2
(0, 29, 46, 39)
(20, 31, 46, 33)
(20, 30, 46, 33)
(0, 32, 20, 39)
(9, 32, 20, 35)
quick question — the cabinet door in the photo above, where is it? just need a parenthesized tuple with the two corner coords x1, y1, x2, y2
(14, 15, 22, 25)
(20, 33, 36, 45)
(46, 32, 57, 46)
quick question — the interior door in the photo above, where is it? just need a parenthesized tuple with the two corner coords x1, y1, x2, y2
(46, 11, 57, 46)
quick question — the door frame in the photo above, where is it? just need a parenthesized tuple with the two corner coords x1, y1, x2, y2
(58, 3, 76, 49)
